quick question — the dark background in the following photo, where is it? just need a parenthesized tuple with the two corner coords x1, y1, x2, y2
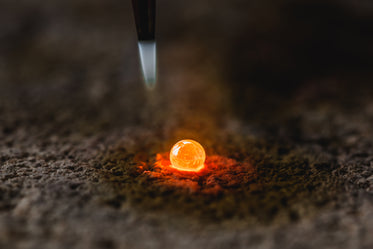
(1, 0, 372, 124)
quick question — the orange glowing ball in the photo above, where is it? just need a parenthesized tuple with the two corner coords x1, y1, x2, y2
(169, 139, 206, 172)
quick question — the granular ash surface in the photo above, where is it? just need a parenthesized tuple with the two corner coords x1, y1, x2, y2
(0, 0, 373, 249)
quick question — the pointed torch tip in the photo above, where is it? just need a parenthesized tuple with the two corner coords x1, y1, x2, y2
(138, 41, 157, 90)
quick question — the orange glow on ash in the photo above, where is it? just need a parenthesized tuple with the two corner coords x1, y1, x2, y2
(143, 153, 256, 194)
(169, 139, 206, 172)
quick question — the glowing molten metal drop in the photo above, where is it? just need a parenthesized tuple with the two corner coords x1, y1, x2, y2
(170, 140, 206, 172)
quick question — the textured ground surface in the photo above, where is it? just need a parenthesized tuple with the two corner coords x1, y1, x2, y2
(1, 0, 373, 248)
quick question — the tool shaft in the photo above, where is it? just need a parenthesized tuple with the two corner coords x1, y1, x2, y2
(132, 0, 156, 41)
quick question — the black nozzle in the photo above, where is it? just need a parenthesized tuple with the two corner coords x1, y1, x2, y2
(132, 0, 156, 41)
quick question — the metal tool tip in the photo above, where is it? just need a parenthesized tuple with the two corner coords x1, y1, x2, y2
(138, 41, 156, 89)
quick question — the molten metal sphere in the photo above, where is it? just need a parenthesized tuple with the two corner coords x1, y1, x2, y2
(170, 139, 206, 172)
